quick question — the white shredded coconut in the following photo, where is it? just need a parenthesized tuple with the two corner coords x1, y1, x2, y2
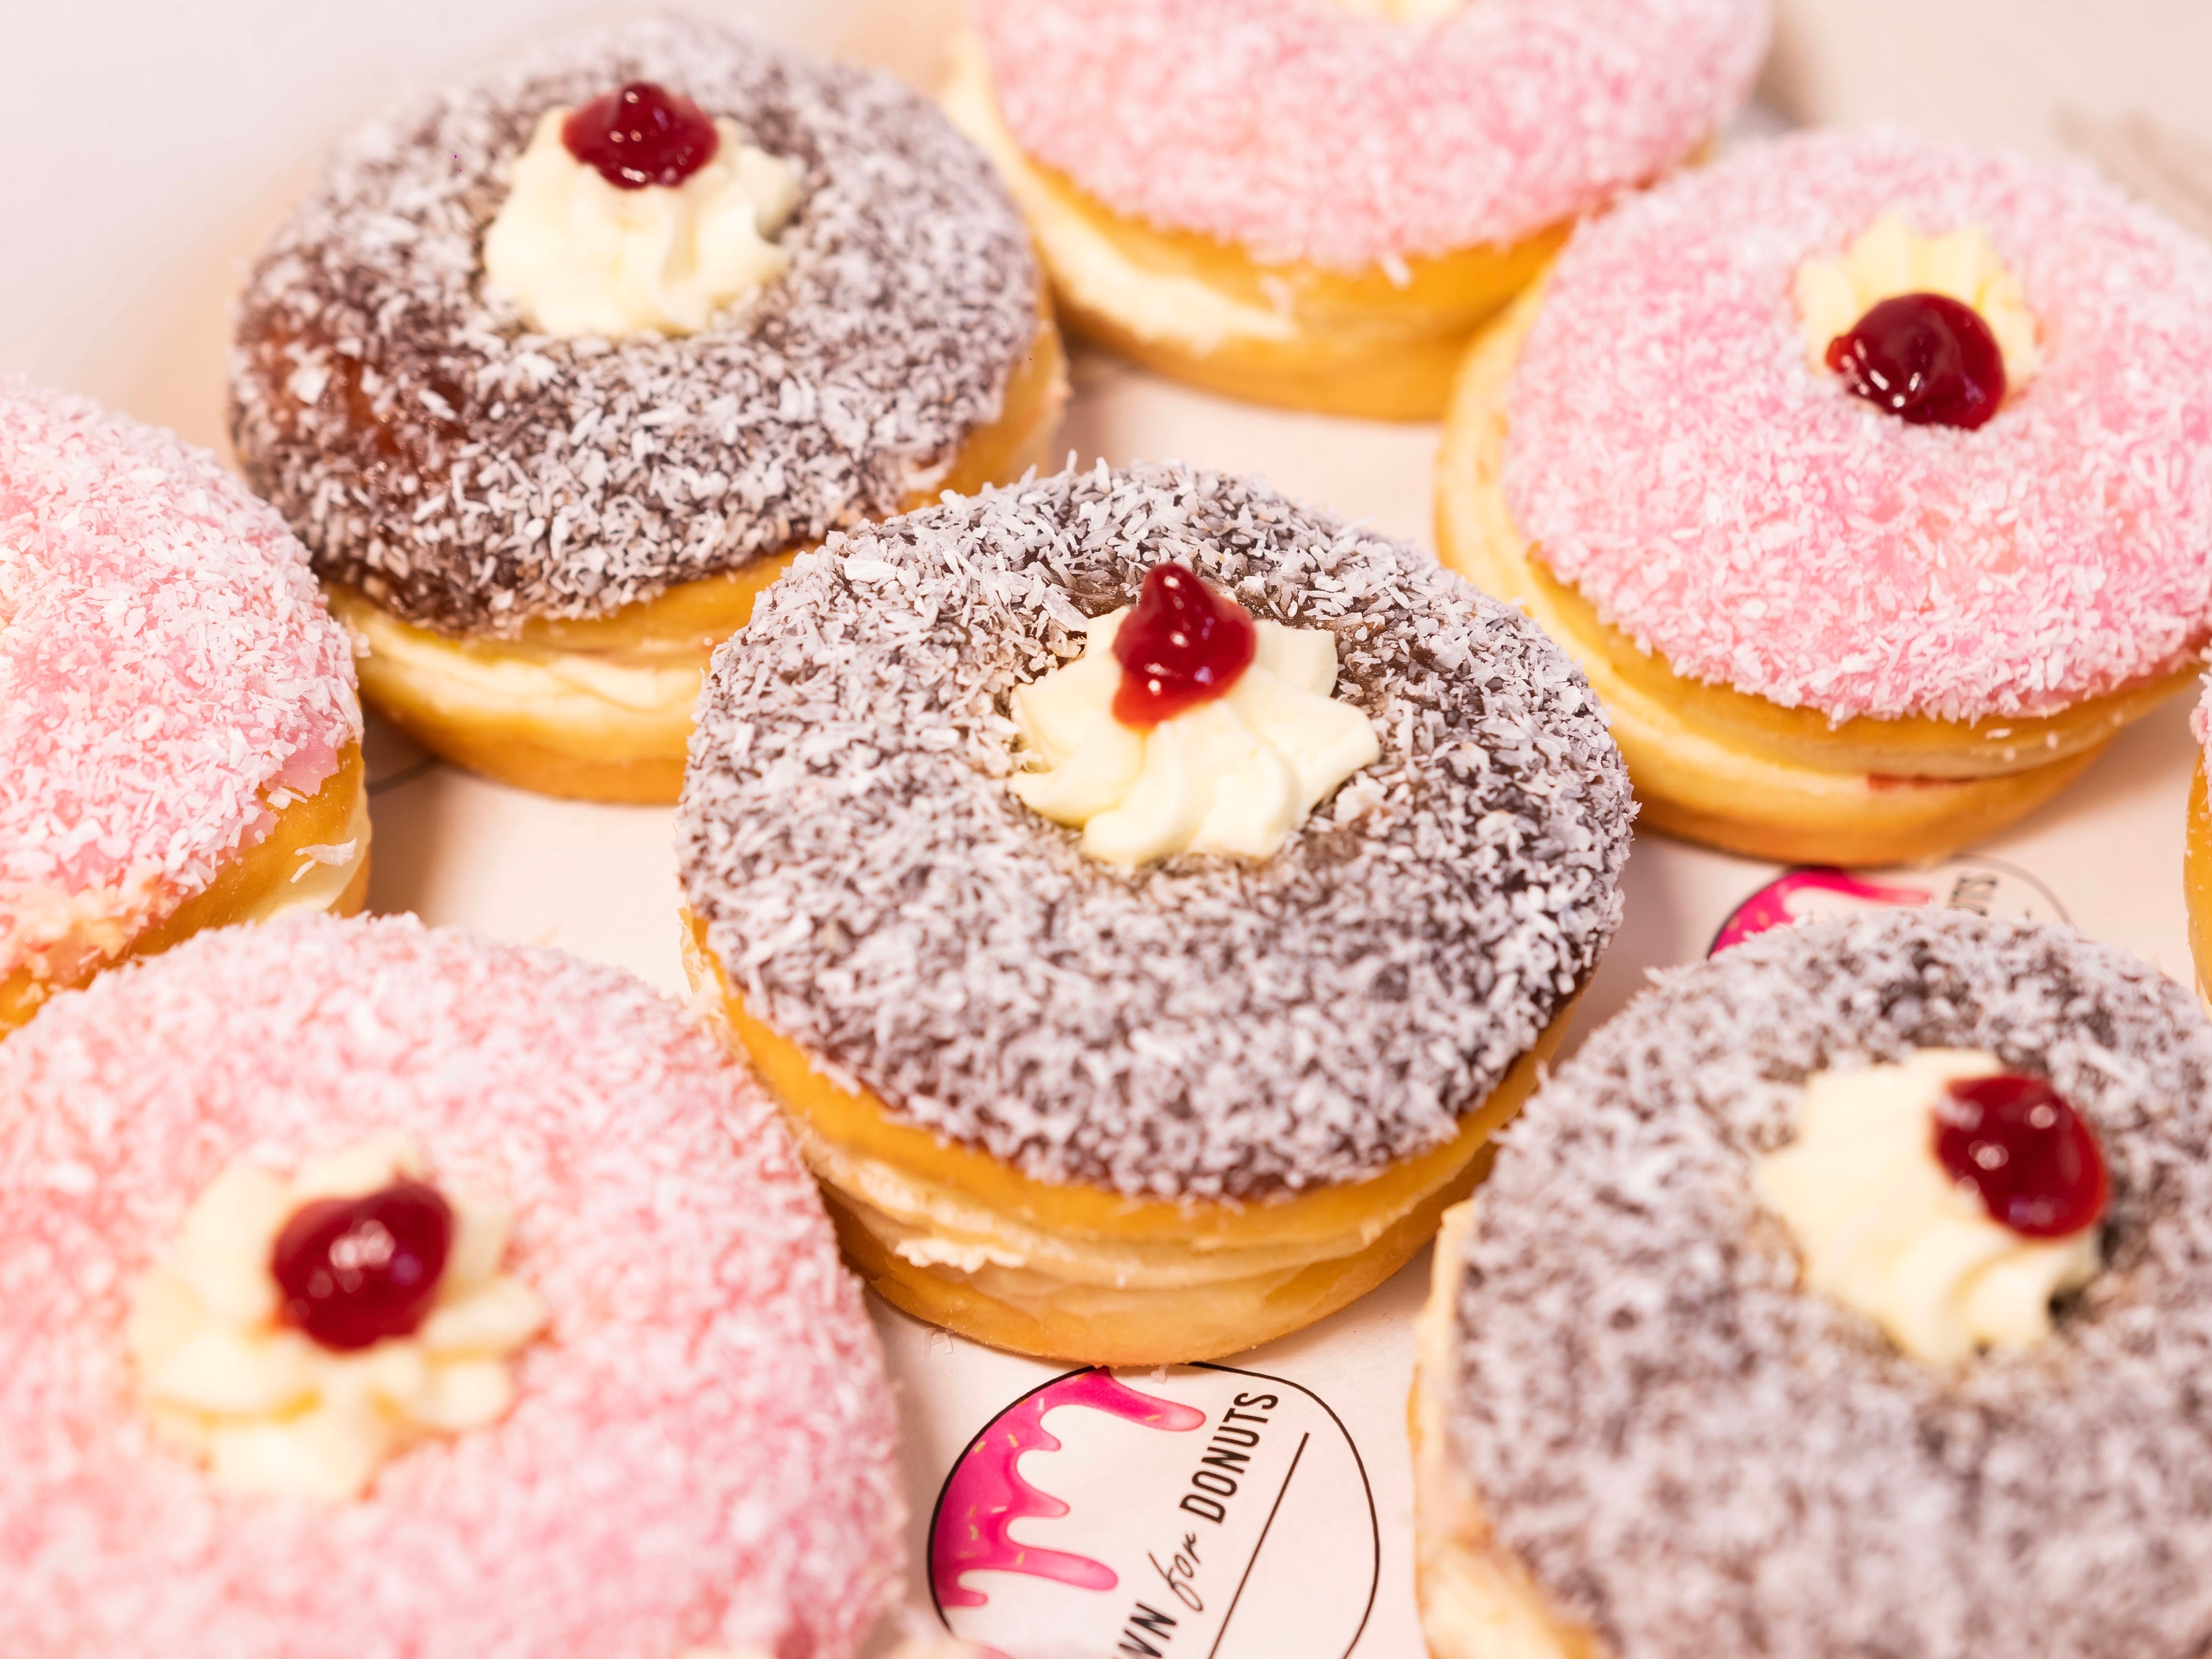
(230, 17, 1041, 636)
(1452, 910, 2212, 1658)
(679, 462, 1633, 1201)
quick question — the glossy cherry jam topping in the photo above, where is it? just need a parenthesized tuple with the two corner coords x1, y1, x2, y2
(272, 1181, 454, 1351)
(1111, 562, 1259, 728)
(1935, 1074, 2108, 1239)
(1825, 292, 2007, 430)
(561, 81, 719, 190)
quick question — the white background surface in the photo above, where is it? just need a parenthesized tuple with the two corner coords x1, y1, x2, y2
(7, 3, 2202, 1653)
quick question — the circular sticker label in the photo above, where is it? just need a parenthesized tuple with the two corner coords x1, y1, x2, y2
(1710, 856, 2068, 956)
(930, 1364, 1378, 1658)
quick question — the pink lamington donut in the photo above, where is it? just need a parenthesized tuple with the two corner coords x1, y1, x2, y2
(950, 0, 1768, 417)
(0, 913, 903, 1657)
(1438, 127, 2212, 867)
(0, 381, 363, 1033)
(1507, 129, 2212, 723)
(974, 0, 1769, 269)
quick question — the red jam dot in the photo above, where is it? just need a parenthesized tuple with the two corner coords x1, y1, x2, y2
(272, 1181, 454, 1352)
(1934, 1074, 2109, 1239)
(1110, 562, 1259, 729)
(1825, 292, 2007, 430)
(560, 81, 719, 190)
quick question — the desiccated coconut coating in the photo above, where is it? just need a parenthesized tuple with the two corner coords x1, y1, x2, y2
(0, 380, 358, 986)
(1449, 910, 2212, 1659)
(678, 462, 1632, 1202)
(230, 15, 1041, 636)
(1504, 128, 2212, 724)
(0, 914, 902, 1659)
(973, 0, 1768, 272)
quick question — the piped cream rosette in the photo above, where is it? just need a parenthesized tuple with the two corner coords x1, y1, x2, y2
(129, 1134, 545, 1501)
(484, 108, 801, 339)
(1756, 1049, 2099, 1365)
(1008, 607, 1380, 866)
(1794, 211, 2041, 388)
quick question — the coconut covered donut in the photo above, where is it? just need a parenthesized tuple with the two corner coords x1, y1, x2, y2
(1439, 127, 2212, 865)
(678, 461, 1632, 1364)
(1411, 910, 2212, 1659)
(947, 0, 1767, 418)
(232, 15, 1064, 803)
(1, 381, 364, 1038)
(0, 912, 904, 1657)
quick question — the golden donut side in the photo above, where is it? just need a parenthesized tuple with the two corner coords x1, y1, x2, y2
(944, 33, 1564, 422)
(682, 911, 1576, 1364)
(318, 299, 1067, 804)
(2187, 760, 2212, 1007)
(328, 560, 793, 805)
(1437, 284, 2188, 867)
(0, 744, 370, 1037)
(1410, 1199, 1604, 1659)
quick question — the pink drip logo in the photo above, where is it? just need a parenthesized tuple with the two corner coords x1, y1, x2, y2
(929, 1365, 1379, 1658)
(1709, 857, 2066, 956)
(932, 1371, 1206, 1608)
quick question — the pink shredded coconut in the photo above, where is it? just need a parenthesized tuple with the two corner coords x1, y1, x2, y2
(972, 0, 1768, 271)
(0, 382, 359, 981)
(1503, 129, 2212, 724)
(0, 914, 904, 1658)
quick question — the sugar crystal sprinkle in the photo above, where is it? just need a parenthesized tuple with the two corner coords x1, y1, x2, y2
(1451, 910, 2212, 1659)
(230, 16, 1041, 636)
(679, 462, 1633, 1202)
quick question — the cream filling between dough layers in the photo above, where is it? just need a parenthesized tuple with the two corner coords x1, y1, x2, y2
(246, 785, 372, 924)
(941, 35, 1299, 354)
(792, 1111, 1428, 1295)
(343, 594, 707, 726)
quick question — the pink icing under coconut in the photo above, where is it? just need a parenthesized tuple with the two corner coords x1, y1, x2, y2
(0, 914, 903, 1659)
(973, 0, 1768, 271)
(1503, 129, 2212, 724)
(0, 381, 358, 982)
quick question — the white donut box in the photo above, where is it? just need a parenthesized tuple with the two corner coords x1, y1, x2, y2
(3, 2, 2203, 1653)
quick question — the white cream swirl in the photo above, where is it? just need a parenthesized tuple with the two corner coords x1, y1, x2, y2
(1009, 607, 1379, 867)
(483, 107, 800, 339)
(129, 1134, 546, 1501)
(1795, 211, 2041, 389)
(1755, 1049, 2100, 1367)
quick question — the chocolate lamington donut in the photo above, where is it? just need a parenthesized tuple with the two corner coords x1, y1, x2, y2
(1416, 908, 2212, 1659)
(230, 15, 1062, 801)
(680, 460, 1632, 1363)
